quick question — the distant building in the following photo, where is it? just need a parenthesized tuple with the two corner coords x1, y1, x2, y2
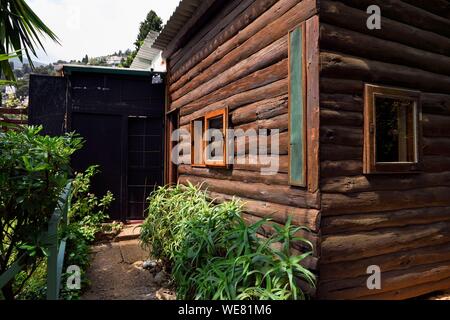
(106, 55, 123, 66)
(131, 31, 165, 72)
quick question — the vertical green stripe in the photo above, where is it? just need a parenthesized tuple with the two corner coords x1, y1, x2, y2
(289, 26, 305, 186)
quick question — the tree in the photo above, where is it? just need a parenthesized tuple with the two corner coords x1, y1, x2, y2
(134, 10, 163, 49)
(0, 0, 59, 81)
(122, 10, 162, 68)
(82, 54, 89, 64)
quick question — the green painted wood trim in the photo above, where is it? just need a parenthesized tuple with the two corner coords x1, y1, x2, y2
(62, 64, 159, 77)
(289, 26, 306, 187)
(0, 254, 27, 289)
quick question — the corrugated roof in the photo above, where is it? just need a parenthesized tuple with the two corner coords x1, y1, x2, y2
(131, 31, 161, 69)
(152, 0, 203, 51)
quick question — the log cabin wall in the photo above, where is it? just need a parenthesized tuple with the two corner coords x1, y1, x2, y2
(318, 0, 450, 299)
(164, 0, 321, 278)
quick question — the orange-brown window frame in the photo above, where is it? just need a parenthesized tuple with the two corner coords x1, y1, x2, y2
(190, 117, 206, 167)
(364, 84, 423, 174)
(204, 108, 228, 168)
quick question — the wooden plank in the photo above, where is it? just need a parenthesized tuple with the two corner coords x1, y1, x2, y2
(305, 15, 320, 193)
(288, 24, 306, 187)
(321, 0, 450, 56)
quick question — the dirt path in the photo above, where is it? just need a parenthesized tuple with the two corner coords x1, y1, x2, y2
(81, 239, 161, 300)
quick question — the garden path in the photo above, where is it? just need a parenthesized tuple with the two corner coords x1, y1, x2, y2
(81, 226, 173, 300)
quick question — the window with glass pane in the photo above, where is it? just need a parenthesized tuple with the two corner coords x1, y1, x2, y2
(364, 85, 422, 174)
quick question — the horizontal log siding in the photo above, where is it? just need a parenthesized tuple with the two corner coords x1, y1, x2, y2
(318, 0, 450, 299)
(165, 0, 320, 271)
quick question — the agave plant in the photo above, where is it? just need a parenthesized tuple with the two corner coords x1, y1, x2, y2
(0, 0, 59, 81)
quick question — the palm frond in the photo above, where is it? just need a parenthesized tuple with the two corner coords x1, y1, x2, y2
(0, 0, 59, 80)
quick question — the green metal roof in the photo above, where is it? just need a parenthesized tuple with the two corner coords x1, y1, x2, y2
(62, 64, 155, 77)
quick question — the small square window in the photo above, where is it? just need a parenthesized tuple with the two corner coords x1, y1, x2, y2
(364, 84, 422, 174)
(204, 108, 228, 167)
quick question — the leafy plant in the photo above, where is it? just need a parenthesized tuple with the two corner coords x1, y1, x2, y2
(0, 0, 59, 81)
(140, 183, 211, 265)
(141, 184, 316, 300)
(0, 126, 83, 299)
(68, 165, 114, 242)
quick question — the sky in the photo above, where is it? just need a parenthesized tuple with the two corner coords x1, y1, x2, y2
(28, 0, 181, 64)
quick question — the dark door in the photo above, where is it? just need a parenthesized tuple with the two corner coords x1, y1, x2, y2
(71, 113, 124, 220)
(127, 116, 164, 219)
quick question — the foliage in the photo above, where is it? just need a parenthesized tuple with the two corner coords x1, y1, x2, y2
(140, 183, 211, 264)
(68, 165, 114, 242)
(141, 184, 316, 300)
(0, 0, 59, 81)
(122, 9, 162, 68)
(0, 126, 83, 299)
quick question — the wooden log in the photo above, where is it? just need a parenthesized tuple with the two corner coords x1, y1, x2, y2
(423, 156, 450, 172)
(321, 206, 450, 234)
(166, 0, 250, 64)
(171, 37, 288, 110)
(234, 114, 289, 133)
(363, 275, 450, 300)
(321, 51, 450, 93)
(338, 0, 450, 38)
(423, 137, 450, 156)
(321, 23, 450, 77)
(180, 78, 288, 126)
(320, 221, 450, 264)
(208, 191, 320, 232)
(319, 242, 450, 283)
(233, 154, 289, 173)
(422, 114, 450, 137)
(401, 0, 450, 20)
(321, 160, 363, 178)
(422, 93, 450, 115)
(321, 144, 362, 161)
(179, 59, 288, 117)
(321, 0, 450, 56)
(319, 260, 450, 300)
(321, 125, 363, 147)
(321, 186, 450, 216)
(320, 77, 364, 94)
(321, 172, 450, 194)
(170, 0, 317, 93)
(320, 108, 363, 127)
(231, 95, 288, 126)
(320, 93, 363, 112)
(178, 174, 320, 209)
(233, 131, 289, 156)
(179, 165, 288, 186)
(169, 0, 282, 84)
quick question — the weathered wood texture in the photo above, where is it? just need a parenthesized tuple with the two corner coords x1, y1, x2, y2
(318, 0, 450, 299)
(165, 0, 321, 266)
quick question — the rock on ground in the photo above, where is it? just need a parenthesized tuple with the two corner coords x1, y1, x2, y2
(81, 239, 173, 300)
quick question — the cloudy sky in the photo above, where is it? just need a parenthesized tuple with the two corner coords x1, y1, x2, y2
(28, 0, 180, 64)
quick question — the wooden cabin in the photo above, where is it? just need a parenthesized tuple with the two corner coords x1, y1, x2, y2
(153, 0, 450, 299)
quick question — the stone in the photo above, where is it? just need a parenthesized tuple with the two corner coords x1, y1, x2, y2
(143, 259, 157, 270)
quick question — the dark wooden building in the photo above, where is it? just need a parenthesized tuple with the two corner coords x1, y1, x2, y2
(155, 0, 450, 299)
(29, 65, 166, 221)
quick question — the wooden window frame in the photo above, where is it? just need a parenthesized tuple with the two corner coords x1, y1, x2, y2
(364, 84, 423, 174)
(288, 23, 307, 187)
(190, 117, 206, 167)
(204, 108, 228, 168)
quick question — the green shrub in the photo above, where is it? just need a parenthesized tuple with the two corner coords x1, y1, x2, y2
(140, 183, 211, 265)
(0, 126, 83, 299)
(141, 184, 316, 300)
(68, 165, 114, 242)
